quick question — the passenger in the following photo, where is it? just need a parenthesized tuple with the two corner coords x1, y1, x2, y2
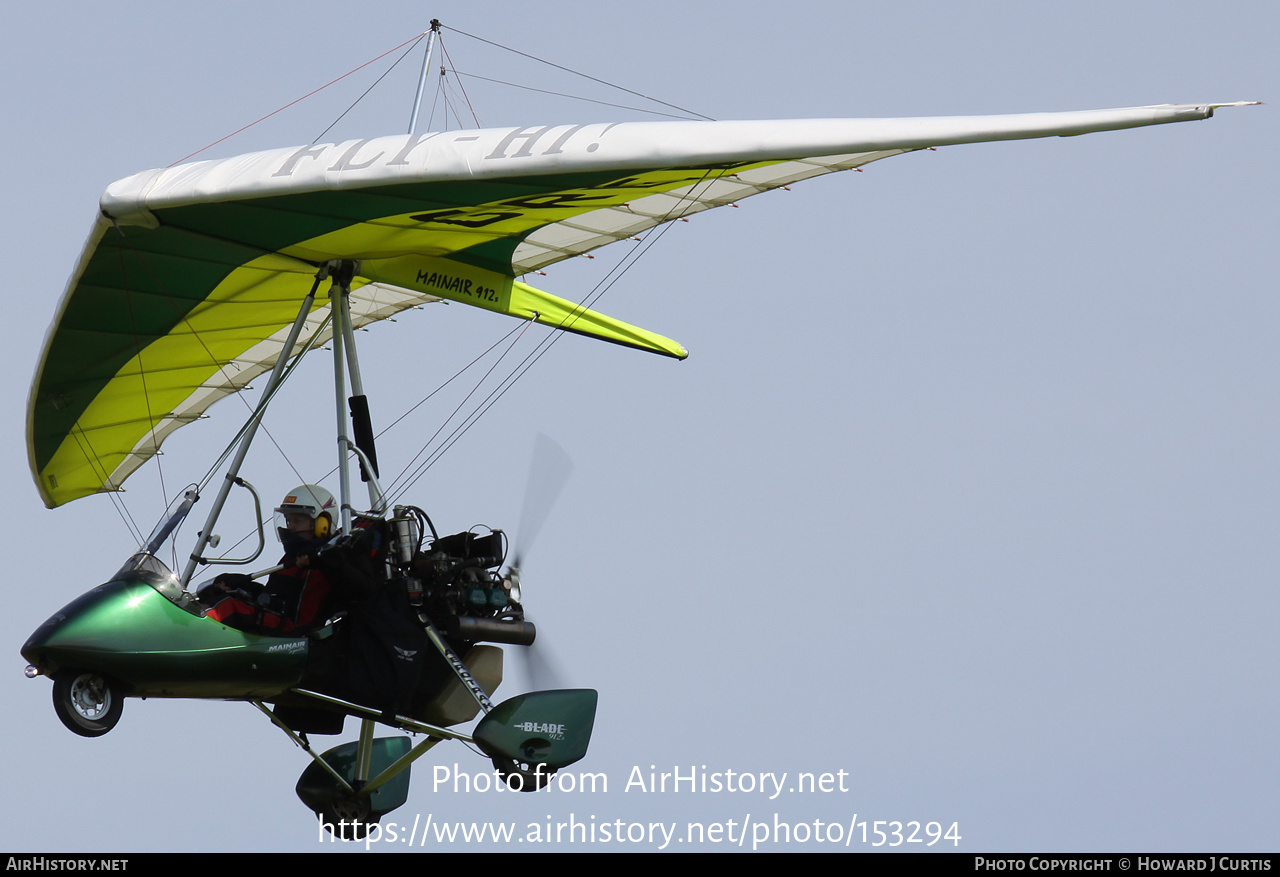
(199, 484, 342, 635)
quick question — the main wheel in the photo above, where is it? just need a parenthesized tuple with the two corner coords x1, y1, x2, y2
(491, 756, 556, 792)
(318, 795, 380, 841)
(52, 671, 123, 737)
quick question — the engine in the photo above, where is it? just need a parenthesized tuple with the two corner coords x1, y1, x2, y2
(385, 506, 535, 646)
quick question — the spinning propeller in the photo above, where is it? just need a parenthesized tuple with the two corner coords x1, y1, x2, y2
(507, 433, 573, 692)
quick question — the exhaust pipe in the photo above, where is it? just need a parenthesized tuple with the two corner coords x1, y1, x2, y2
(448, 617, 537, 646)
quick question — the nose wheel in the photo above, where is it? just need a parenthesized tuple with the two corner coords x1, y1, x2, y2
(490, 756, 556, 791)
(53, 671, 123, 737)
(318, 795, 380, 841)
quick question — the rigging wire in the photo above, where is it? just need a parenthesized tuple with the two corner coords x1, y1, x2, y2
(87, 22, 717, 546)
(167, 21, 714, 171)
(449, 70, 700, 120)
(211, 313, 531, 559)
(201, 308, 534, 561)
(425, 78, 446, 134)
(311, 37, 426, 144)
(194, 312, 334, 495)
(377, 318, 530, 439)
(99, 225, 355, 567)
(168, 31, 428, 166)
(422, 44, 476, 134)
(66, 426, 144, 545)
(280, 316, 531, 520)
(117, 243, 169, 513)
(328, 29, 725, 502)
(443, 24, 713, 122)
(388, 169, 722, 503)
(437, 40, 483, 127)
(59, 229, 176, 543)
(182, 308, 340, 566)
(440, 70, 474, 129)
(108, 225, 319, 498)
(382, 317, 536, 500)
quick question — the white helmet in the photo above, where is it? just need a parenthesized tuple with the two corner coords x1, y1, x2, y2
(275, 484, 336, 541)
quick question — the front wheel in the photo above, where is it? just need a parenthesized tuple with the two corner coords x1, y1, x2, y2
(491, 756, 556, 792)
(52, 671, 123, 737)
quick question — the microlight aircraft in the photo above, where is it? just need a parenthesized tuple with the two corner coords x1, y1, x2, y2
(19, 42, 1254, 834)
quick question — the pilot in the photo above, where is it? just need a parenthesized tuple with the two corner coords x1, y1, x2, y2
(199, 484, 344, 635)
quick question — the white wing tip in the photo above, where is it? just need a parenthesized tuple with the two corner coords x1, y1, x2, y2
(1139, 101, 1261, 111)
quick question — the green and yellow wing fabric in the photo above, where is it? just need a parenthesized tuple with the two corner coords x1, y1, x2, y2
(28, 104, 1232, 507)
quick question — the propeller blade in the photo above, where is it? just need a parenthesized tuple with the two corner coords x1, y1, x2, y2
(520, 632, 568, 692)
(509, 434, 573, 692)
(513, 433, 573, 567)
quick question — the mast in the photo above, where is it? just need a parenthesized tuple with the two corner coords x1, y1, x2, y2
(407, 19, 442, 135)
(328, 261, 387, 531)
(329, 266, 354, 533)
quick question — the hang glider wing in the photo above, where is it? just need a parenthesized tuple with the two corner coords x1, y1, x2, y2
(29, 102, 1251, 508)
